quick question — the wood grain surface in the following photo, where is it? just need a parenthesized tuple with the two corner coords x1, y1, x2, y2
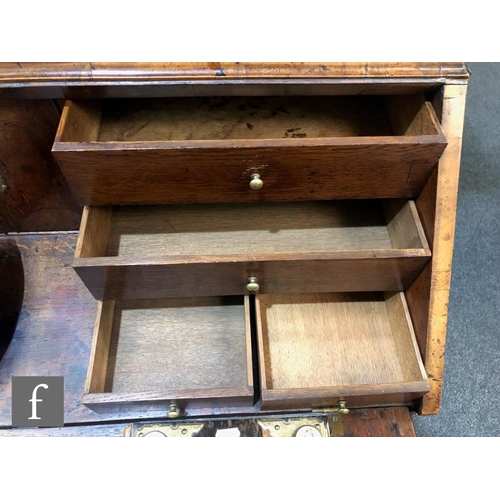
(85, 300, 115, 394)
(53, 143, 446, 206)
(0, 99, 81, 232)
(403, 85, 468, 415)
(104, 201, 409, 257)
(419, 84, 468, 414)
(105, 297, 249, 392)
(0, 63, 470, 425)
(260, 385, 430, 411)
(97, 96, 396, 141)
(74, 206, 111, 258)
(341, 407, 416, 437)
(257, 292, 427, 388)
(73, 255, 431, 300)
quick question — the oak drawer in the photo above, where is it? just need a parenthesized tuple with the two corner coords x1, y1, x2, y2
(256, 291, 430, 410)
(52, 95, 447, 206)
(83, 296, 254, 413)
(73, 199, 431, 300)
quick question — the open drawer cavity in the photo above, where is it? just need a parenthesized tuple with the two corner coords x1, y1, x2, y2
(83, 296, 254, 413)
(74, 199, 431, 300)
(52, 95, 447, 205)
(256, 292, 430, 410)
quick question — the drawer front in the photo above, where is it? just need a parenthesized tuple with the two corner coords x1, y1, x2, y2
(53, 143, 445, 206)
(74, 256, 430, 301)
(83, 297, 254, 414)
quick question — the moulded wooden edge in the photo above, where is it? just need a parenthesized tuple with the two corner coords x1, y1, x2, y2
(0, 62, 471, 83)
(419, 84, 468, 415)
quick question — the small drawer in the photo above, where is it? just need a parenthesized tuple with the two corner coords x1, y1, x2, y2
(255, 291, 430, 410)
(73, 199, 431, 300)
(83, 296, 254, 413)
(52, 95, 447, 206)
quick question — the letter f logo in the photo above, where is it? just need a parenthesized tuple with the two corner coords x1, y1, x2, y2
(28, 383, 49, 420)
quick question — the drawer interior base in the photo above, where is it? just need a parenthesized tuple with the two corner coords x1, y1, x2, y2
(78, 200, 429, 259)
(257, 291, 428, 392)
(105, 297, 249, 393)
(97, 96, 396, 141)
(106, 200, 406, 257)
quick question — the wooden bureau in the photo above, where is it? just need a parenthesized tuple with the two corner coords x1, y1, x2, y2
(0, 63, 470, 436)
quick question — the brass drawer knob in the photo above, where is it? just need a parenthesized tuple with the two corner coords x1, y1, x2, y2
(246, 277, 260, 292)
(337, 400, 349, 415)
(249, 173, 263, 190)
(167, 402, 180, 419)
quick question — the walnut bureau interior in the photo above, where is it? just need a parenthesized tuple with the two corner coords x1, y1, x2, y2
(49, 86, 457, 417)
(0, 63, 470, 434)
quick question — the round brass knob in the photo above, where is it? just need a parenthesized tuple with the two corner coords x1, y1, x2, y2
(246, 277, 259, 292)
(167, 402, 180, 419)
(249, 174, 263, 190)
(337, 400, 349, 415)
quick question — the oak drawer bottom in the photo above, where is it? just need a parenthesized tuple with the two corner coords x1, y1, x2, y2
(83, 296, 254, 413)
(256, 292, 430, 410)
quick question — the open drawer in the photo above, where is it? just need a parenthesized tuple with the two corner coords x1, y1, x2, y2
(83, 296, 254, 413)
(256, 291, 430, 410)
(52, 95, 447, 206)
(74, 199, 431, 300)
